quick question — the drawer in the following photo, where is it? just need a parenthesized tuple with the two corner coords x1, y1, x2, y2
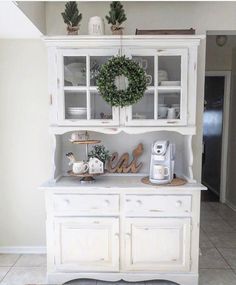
(125, 195, 192, 216)
(53, 194, 119, 214)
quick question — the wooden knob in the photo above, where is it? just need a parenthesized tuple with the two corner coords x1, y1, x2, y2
(176, 200, 182, 208)
(104, 199, 110, 206)
(136, 200, 142, 206)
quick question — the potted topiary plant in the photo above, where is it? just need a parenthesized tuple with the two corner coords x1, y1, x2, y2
(88, 145, 110, 167)
(61, 1, 82, 35)
(106, 1, 127, 35)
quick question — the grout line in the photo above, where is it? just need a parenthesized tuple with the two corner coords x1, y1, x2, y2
(215, 247, 233, 270)
(11, 254, 22, 268)
(0, 267, 12, 283)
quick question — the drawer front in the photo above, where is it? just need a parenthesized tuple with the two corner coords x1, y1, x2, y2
(125, 195, 192, 216)
(53, 194, 119, 214)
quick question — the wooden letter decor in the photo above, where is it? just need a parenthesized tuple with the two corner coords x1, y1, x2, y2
(107, 143, 143, 173)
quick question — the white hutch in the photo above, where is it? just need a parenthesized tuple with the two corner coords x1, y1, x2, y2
(40, 35, 206, 285)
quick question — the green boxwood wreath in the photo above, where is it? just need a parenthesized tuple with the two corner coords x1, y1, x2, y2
(96, 55, 147, 107)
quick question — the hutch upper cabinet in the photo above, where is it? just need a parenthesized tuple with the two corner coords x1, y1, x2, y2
(45, 36, 202, 129)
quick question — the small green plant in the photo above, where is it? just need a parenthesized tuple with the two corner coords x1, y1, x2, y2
(106, 1, 127, 32)
(61, 1, 82, 34)
(88, 145, 110, 164)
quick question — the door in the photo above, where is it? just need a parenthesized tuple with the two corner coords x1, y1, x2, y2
(125, 49, 188, 126)
(57, 49, 119, 126)
(202, 75, 225, 199)
(54, 217, 119, 272)
(124, 218, 191, 272)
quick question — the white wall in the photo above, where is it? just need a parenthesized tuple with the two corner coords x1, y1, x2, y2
(3, 1, 236, 247)
(0, 40, 50, 247)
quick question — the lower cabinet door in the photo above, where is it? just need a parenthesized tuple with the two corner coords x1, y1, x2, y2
(124, 218, 191, 272)
(54, 217, 119, 272)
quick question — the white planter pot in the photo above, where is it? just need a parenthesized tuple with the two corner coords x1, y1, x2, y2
(88, 16, 105, 35)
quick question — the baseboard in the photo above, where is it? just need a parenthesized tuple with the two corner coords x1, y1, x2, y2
(225, 200, 236, 211)
(0, 246, 46, 254)
(201, 181, 220, 196)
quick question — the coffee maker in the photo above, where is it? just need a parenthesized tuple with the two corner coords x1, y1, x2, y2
(149, 140, 175, 184)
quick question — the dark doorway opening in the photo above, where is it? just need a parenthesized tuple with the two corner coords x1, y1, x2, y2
(201, 75, 225, 202)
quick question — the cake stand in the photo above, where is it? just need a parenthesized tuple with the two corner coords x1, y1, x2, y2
(68, 136, 102, 183)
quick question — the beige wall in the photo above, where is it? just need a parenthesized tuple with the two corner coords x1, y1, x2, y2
(17, 2, 46, 34)
(0, 40, 50, 246)
(2, 1, 236, 247)
(226, 47, 236, 208)
(206, 35, 236, 71)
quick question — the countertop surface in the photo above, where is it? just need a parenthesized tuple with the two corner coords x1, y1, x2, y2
(40, 175, 207, 192)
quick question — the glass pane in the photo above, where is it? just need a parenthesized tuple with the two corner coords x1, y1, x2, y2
(65, 91, 87, 120)
(158, 91, 180, 120)
(132, 56, 154, 87)
(90, 56, 111, 86)
(90, 91, 112, 120)
(158, 56, 181, 86)
(64, 56, 86, 86)
(132, 90, 154, 120)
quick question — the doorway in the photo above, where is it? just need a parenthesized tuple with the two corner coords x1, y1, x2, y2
(202, 71, 231, 202)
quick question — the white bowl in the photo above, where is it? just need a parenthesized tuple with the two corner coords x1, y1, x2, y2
(160, 81, 181, 86)
(67, 108, 87, 116)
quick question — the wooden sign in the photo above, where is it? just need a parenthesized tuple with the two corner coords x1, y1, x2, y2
(107, 143, 143, 173)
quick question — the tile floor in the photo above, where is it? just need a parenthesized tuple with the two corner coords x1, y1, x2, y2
(0, 202, 236, 285)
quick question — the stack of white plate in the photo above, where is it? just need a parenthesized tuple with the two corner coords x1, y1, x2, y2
(67, 107, 87, 118)
(160, 81, 181, 86)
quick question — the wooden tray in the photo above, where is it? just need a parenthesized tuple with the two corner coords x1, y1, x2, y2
(141, 176, 187, 187)
(69, 139, 101, 144)
(67, 170, 105, 183)
(68, 170, 104, 177)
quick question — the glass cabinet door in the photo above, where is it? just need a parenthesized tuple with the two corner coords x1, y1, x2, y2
(125, 49, 188, 126)
(57, 50, 119, 126)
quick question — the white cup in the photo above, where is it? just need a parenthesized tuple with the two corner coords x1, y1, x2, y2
(71, 132, 80, 141)
(153, 165, 169, 180)
(158, 106, 168, 118)
(167, 107, 177, 119)
(72, 161, 89, 174)
(146, 74, 152, 85)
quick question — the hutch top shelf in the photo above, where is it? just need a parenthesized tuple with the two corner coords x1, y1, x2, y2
(44, 35, 204, 134)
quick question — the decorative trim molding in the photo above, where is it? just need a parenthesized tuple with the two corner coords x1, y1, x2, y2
(0, 246, 46, 254)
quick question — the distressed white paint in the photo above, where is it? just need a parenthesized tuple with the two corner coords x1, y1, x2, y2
(45, 36, 201, 130)
(41, 179, 206, 284)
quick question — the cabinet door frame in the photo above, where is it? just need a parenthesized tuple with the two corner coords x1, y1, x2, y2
(125, 48, 188, 127)
(54, 217, 120, 272)
(124, 217, 191, 272)
(57, 48, 120, 126)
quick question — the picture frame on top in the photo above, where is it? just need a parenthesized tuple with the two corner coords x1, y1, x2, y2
(135, 28, 195, 35)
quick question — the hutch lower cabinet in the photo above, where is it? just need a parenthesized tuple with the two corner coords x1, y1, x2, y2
(41, 177, 206, 285)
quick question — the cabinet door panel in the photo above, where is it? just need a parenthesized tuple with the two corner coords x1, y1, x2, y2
(125, 218, 191, 272)
(125, 48, 188, 126)
(57, 49, 120, 126)
(54, 217, 119, 272)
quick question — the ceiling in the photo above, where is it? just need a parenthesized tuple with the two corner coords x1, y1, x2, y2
(0, 1, 42, 38)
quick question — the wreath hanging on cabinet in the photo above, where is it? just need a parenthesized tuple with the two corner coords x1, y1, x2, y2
(96, 55, 147, 107)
